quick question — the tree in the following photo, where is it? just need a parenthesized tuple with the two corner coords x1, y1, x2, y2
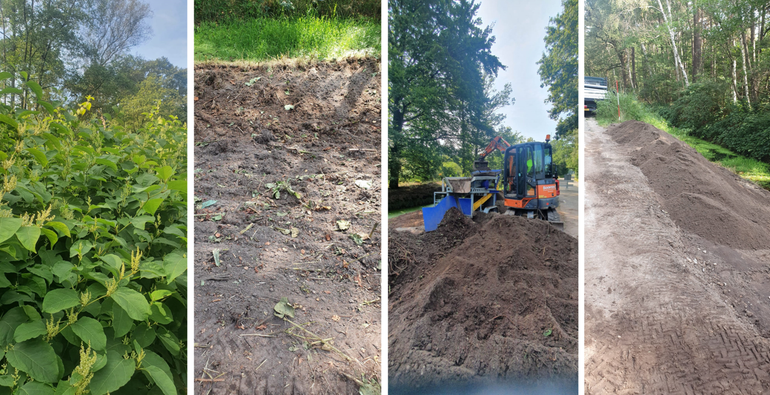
(388, 0, 504, 188)
(538, 0, 578, 139)
(81, 0, 152, 66)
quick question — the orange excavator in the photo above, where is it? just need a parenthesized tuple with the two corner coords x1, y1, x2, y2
(476, 135, 562, 226)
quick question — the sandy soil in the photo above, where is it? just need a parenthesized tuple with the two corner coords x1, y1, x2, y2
(584, 118, 770, 394)
(193, 59, 381, 395)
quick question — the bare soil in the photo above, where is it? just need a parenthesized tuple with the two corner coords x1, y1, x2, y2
(388, 208, 578, 391)
(193, 59, 382, 395)
(584, 119, 770, 394)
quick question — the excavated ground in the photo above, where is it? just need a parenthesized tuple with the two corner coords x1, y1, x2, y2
(193, 59, 382, 395)
(585, 119, 770, 394)
(389, 208, 578, 392)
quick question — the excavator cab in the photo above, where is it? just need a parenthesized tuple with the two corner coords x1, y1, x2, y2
(502, 137, 560, 218)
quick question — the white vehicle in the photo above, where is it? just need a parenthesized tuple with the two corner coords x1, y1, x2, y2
(584, 76, 607, 114)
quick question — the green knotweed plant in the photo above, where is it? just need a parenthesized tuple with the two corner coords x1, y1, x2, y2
(0, 76, 187, 394)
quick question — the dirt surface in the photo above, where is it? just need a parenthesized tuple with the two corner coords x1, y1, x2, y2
(388, 178, 579, 239)
(388, 208, 578, 391)
(193, 59, 382, 395)
(584, 119, 770, 394)
(388, 182, 441, 211)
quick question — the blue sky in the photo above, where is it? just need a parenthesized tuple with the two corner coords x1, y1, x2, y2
(132, 0, 187, 68)
(477, 0, 563, 141)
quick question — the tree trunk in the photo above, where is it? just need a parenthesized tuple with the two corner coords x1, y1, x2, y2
(631, 46, 637, 89)
(389, 104, 405, 189)
(692, 7, 702, 83)
(732, 40, 738, 104)
(658, 0, 689, 86)
(739, 32, 751, 108)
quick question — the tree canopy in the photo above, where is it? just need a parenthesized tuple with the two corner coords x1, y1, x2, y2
(0, 0, 186, 125)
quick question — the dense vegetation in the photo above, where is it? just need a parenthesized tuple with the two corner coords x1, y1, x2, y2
(388, 0, 577, 187)
(0, 79, 187, 394)
(194, 0, 380, 62)
(194, 0, 380, 22)
(586, 0, 770, 164)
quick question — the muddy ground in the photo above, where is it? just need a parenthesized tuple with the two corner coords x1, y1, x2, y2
(584, 119, 770, 394)
(389, 178, 579, 239)
(193, 59, 381, 395)
(389, 208, 578, 392)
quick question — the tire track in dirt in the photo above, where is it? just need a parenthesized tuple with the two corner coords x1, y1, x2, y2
(584, 119, 770, 394)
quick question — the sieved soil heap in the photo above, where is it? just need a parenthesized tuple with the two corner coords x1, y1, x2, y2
(608, 120, 770, 250)
(388, 208, 578, 388)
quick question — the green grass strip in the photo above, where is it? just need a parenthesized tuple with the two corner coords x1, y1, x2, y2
(195, 16, 380, 62)
(596, 92, 770, 190)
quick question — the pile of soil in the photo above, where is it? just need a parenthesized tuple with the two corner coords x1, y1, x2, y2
(193, 58, 381, 395)
(388, 208, 578, 389)
(388, 182, 441, 211)
(608, 121, 770, 250)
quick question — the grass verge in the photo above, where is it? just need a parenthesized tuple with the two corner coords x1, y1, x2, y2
(596, 92, 770, 190)
(195, 16, 380, 62)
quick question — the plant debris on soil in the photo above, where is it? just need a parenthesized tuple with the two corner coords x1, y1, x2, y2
(611, 120, 770, 250)
(193, 58, 381, 395)
(388, 207, 578, 389)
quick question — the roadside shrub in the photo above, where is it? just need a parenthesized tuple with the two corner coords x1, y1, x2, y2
(700, 110, 770, 163)
(663, 80, 728, 130)
(0, 80, 187, 394)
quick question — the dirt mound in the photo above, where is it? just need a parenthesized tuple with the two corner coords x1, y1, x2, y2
(388, 208, 578, 389)
(608, 120, 770, 250)
(389, 182, 441, 211)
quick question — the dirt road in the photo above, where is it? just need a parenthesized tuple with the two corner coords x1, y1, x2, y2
(584, 118, 770, 393)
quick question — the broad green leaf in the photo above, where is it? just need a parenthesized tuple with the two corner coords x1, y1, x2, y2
(53, 382, 75, 395)
(150, 290, 173, 301)
(144, 366, 176, 395)
(132, 324, 155, 348)
(42, 288, 80, 313)
(156, 166, 174, 180)
(112, 304, 133, 338)
(88, 351, 135, 395)
(167, 179, 186, 192)
(156, 329, 180, 356)
(71, 317, 107, 350)
(16, 226, 41, 252)
(274, 297, 295, 318)
(39, 228, 58, 246)
(0, 218, 22, 244)
(149, 302, 172, 325)
(13, 321, 46, 343)
(141, 350, 172, 382)
(99, 254, 123, 274)
(24, 80, 43, 99)
(37, 100, 55, 115)
(0, 375, 13, 387)
(110, 287, 149, 321)
(27, 265, 53, 284)
(162, 252, 186, 284)
(18, 381, 54, 395)
(94, 158, 117, 172)
(6, 339, 59, 383)
(0, 273, 10, 288)
(0, 88, 22, 96)
(27, 148, 48, 167)
(69, 240, 93, 258)
(0, 307, 28, 346)
(45, 222, 70, 238)
(142, 198, 164, 215)
(51, 261, 74, 282)
(0, 72, 11, 80)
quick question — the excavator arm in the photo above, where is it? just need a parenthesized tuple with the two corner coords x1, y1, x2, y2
(474, 136, 511, 171)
